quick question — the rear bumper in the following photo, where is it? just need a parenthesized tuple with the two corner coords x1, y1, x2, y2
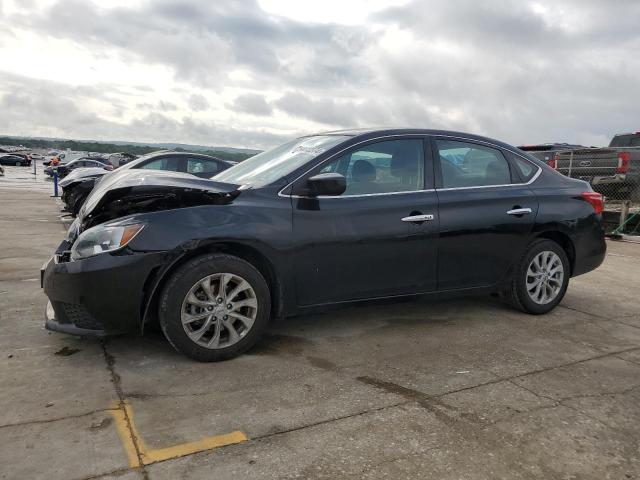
(571, 218, 607, 277)
(42, 244, 168, 336)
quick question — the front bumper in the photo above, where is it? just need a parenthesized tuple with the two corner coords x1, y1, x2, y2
(42, 242, 167, 336)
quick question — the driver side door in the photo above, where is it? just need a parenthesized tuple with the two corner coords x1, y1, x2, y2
(290, 137, 439, 306)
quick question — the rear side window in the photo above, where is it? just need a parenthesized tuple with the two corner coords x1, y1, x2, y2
(506, 151, 537, 182)
(187, 158, 220, 174)
(436, 140, 512, 188)
(138, 157, 180, 171)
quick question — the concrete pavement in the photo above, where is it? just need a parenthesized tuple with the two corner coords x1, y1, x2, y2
(0, 187, 639, 479)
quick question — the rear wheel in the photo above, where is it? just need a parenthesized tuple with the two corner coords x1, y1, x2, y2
(509, 239, 569, 314)
(159, 253, 271, 361)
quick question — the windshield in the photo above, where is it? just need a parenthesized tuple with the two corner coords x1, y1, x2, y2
(214, 135, 350, 187)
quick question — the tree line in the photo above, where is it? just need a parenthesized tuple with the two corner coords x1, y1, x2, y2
(0, 136, 256, 162)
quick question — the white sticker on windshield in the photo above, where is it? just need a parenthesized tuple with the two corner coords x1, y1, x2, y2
(291, 145, 326, 155)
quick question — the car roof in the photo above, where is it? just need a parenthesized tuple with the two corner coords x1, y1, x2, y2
(303, 128, 522, 152)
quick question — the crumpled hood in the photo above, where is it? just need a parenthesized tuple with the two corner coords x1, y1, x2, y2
(59, 168, 109, 188)
(78, 169, 240, 229)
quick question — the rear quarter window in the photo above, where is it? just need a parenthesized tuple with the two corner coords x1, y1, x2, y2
(506, 151, 538, 182)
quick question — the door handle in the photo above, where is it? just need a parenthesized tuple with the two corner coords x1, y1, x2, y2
(401, 214, 434, 222)
(506, 208, 532, 216)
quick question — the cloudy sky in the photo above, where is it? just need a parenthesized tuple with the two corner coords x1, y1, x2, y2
(0, 0, 638, 149)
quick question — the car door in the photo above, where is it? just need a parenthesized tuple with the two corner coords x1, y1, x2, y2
(290, 137, 439, 306)
(433, 137, 540, 290)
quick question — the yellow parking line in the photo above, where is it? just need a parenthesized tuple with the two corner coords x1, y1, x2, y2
(111, 400, 247, 468)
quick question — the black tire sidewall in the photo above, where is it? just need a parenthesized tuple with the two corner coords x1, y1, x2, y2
(514, 239, 570, 314)
(159, 253, 271, 361)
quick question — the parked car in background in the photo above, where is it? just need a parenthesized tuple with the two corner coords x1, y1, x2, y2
(0, 154, 31, 166)
(60, 168, 110, 215)
(553, 132, 640, 201)
(58, 151, 235, 215)
(42, 128, 606, 361)
(109, 152, 138, 166)
(518, 143, 585, 164)
(44, 158, 113, 178)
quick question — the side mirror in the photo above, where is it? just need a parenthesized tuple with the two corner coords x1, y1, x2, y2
(306, 172, 346, 196)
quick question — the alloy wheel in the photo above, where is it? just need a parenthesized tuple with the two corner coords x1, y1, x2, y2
(526, 251, 564, 305)
(181, 273, 258, 349)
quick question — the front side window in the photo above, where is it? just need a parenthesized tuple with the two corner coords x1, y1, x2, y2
(318, 139, 424, 195)
(436, 140, 512, 188)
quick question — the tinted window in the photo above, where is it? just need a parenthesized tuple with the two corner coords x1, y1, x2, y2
(436, 140, 511, 188)
(138, 157, 180, 171)
(631, 137, 640, 147)
(506, 151, 537, 182)
(187, 158, 220, 174)
(610, 135, 632, 147)
(319, 139, 424, 195)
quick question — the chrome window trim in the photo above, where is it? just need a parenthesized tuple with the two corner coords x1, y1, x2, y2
(289, 188, 437, 200)
(278, 133, 542, 199)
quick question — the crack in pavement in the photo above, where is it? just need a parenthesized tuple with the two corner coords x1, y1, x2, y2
(101, 341, 150, 480)
(0, 408, 119, 430)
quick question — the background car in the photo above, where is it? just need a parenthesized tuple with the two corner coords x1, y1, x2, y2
(44, 158, 113, 178)
(59, 151, 235, 214)
(43, 128, 606, 362)
(517, 143, 585, 164)
(0, 154, 31, 166)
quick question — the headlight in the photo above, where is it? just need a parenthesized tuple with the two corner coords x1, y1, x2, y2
(71, 221, 145, 261)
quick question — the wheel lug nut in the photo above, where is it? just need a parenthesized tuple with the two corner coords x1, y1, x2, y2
(207, 306, 213, 311)
(217, 298, 223, 304)
(223, 315, 228, 320)
(227, 304, 232, 309)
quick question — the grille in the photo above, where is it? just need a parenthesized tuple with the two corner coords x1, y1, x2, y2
(61, 303, 104, 331)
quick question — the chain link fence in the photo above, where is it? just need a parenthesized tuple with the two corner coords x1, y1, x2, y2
(552, 148, 640, 236)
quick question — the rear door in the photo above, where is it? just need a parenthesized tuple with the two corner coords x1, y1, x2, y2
(433, 137, 539, 290)
(291, 137, 439, 305)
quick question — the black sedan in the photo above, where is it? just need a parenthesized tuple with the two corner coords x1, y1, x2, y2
(45, 158, 113, 178)
(0, 154, 31, 166)
(59, 151, 236, 215)
(42, 128, 606, 361)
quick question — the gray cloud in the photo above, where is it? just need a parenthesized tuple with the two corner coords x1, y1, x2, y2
(188, 94, 209, 112)
(229, 93, 273, 116)
(1, 0, 640, 149)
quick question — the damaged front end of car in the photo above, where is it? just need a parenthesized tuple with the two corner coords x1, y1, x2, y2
(43, 170, 242, 337)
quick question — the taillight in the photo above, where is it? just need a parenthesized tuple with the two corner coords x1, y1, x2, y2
(547, 153, 558, 169)
(581, 192, 603, 214)
(617, 152, 630, 173)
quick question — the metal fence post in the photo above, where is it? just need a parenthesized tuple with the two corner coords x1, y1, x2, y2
(567, 151, 573, 178)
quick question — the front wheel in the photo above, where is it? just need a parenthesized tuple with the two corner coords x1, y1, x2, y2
(509, 239, 570, 314)
(159, 253, 271, 361)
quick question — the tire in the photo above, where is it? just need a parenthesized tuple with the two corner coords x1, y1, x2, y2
(159, 253, 271, 362)
(509, 239, 570, 315)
